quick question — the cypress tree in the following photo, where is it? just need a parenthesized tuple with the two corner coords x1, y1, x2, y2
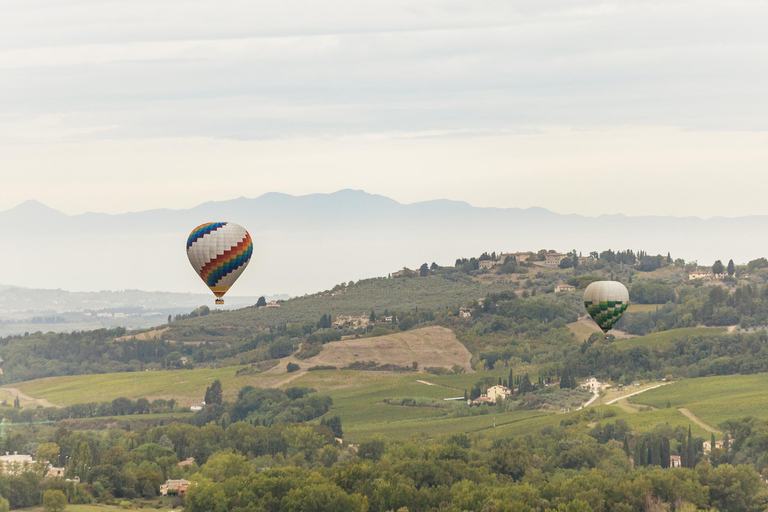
(686, 425, 695, 468)
(623, 435, 630, 457)
(681, 436, 688, 468)
(660, 436, 670, 468)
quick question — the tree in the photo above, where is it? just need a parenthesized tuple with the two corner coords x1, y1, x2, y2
(518, 374, 533, 394)
(13, 396, 20, 408)
(358, 435, 386, 461)
(286, 362, 300, 373)
(42, 490, 67, 512)
(727, 259, 735, 276)
(430, 262, 438, 271)
(36, 442, 60, 466)
(205, 379, 223, 405)
(168, 314, 172, 325)
(419, 263, 429, 277)
(712, 260, 725, 275)
(256, 296, 267, 307)
(369, 310, 376, 322)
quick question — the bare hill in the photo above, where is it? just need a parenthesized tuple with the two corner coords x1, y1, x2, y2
(287, 326, 473, 372)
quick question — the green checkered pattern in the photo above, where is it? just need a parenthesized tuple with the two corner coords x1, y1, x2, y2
(584, 300, 629, 333)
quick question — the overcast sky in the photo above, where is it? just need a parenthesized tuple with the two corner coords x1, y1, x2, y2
(2, 0, 768, 218)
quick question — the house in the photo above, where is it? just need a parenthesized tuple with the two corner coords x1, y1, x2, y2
(486, 385, 512, 403)
(500, 252, 534, 263)
(544, 253, 569, 267)
(177, 457, 195, 467)
(0, 453, 34, 475)
(392, 268, 416, 278)
(580, 377, 602, 392)
(478, 260, 500, 269)
(703, 441, 711, 454)
(459, 307, 473, 318)
(47, 466, 66, 478)
(333, 315, 370, 328)
(266, 301, 281, 308)
(190, 405, 203, 412)
(688, 270, 711, 280)
(670, 455, 682, 468)
(555, 283, 576, 293)
(578, 256, 596, 265)
(160, 478, 190, 496)
(470, 396, 493, 405)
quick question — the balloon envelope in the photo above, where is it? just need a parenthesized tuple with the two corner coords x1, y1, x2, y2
(186, 222, 253, 303)
(583, 281, 629, 333)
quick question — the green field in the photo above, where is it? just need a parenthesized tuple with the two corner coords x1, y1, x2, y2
(612, 327, 726, 351)
(16, 366, 284, 406)
(630, 374, 768, 427)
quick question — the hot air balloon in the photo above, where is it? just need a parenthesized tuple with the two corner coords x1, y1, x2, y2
(583, 281, 629, 334)
(186, 222, 253, 305)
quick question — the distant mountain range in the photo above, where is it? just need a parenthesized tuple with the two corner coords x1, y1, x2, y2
(0, 285, 286, 336)
(2, 190, 766, 301)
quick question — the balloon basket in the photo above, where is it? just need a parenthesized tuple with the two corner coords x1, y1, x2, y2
(215, 298, 224, 305)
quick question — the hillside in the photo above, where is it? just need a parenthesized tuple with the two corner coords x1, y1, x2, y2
(281, 326, 473, 372)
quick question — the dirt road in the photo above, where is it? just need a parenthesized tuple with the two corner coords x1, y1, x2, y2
(0, 387, 60, 408)
(678, 407, 721, 434)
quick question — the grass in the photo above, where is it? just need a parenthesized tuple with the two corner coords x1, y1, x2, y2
(612, 327, 726, 351)
(16, 367, 287, 406)
(627, 304, 664, 313)
(630, 374, 768, 427)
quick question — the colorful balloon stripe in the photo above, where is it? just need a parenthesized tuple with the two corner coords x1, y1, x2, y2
(200, 234, 253, 286)
(186, 222, 225, 249)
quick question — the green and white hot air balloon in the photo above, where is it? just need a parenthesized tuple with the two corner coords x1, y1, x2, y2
(583, 281, 629, 333)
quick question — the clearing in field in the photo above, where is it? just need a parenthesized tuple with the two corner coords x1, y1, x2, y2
(567, 317, 634, 341)
(295, 326, 473, 372)
(116, 327, 168, 341)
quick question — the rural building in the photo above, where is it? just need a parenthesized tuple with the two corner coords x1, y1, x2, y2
(0, 453, 33, 475)
(543, 253, 568, 267)
(459, 307, 473, 318)
(478, 260, 500, 269)
(688, 270, 728, 281)
(500, 251, 534, 263)
(47, 466, 65, 478)
(177, 457, 195, 467)
(485, 385, 512, 403)
(392, 268, 416, 278)
(670, 455, 681, 468)
(578, 256, 596, 265)
(334, 315, 370, 328)
(470, 396, 493, 405)
(555, 283, 576, 293)
(160, 479, 190, 496)
(580, 377, 602, 392)
(190, 404, 203, 412)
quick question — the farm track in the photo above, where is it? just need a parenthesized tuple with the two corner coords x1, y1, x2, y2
(0, 387, 60, 408)
(678, 407, 721, 434)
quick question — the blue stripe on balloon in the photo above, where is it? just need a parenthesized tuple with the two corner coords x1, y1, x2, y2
(186, 222, 226, 249)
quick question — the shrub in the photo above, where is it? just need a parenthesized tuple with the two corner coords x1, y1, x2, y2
(286, 362, 300, 373)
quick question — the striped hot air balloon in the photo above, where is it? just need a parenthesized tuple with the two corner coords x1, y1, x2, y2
(186, 222, 253, 305)
(583, 280, 629, 334)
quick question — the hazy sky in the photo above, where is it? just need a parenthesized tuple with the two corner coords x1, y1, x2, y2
(2, 0, 768, 218)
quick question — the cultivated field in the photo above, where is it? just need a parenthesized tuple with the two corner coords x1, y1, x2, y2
(293, 326, 473, 372)
(630, 374, 768, 427)
(612, 327, 726, 351)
